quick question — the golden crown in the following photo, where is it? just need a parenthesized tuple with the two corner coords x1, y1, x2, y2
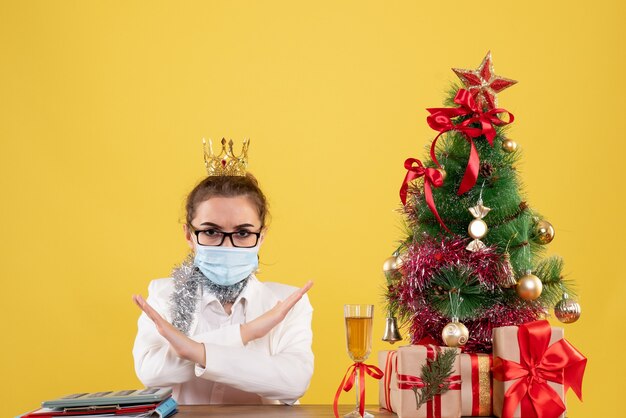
(203, 138, 250, 177)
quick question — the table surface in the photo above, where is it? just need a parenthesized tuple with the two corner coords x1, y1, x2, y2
(175, 405, 393, 417)
(175, 405, 491, 417)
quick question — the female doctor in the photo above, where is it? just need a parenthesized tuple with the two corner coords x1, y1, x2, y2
(132, 146, 314, 405)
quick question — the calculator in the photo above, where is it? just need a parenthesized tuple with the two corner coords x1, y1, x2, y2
(41, 388, 172, 408)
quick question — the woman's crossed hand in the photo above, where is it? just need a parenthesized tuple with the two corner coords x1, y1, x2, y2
(133, 280, 313, 366)
(240, 280, 313, 344)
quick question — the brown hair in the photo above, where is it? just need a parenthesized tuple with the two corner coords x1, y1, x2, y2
(185, 173, 270, 227)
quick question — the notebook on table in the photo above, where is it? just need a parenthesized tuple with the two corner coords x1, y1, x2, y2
(18, 389, 177, 418)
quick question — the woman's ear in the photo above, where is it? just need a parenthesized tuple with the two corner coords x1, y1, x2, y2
(183, 224, 195, 250)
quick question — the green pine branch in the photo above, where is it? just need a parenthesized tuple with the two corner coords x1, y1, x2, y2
(412, 349, 458, 410)
(535, 256, 575, 306)
(427, 266, 496, 319)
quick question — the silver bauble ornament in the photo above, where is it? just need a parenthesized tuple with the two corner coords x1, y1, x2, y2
(554, 293, 581, 323)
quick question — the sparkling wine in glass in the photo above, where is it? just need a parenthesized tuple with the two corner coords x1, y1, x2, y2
(344, 304, 374, 418)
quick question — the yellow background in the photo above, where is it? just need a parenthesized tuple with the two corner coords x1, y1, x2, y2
(1, 1, 624, 416)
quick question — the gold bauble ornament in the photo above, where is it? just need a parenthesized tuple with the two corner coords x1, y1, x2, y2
(382, 256, 399, 273)
(441, 320, 469, 347)
(437, 168, 447, 181)
(516, 272, 543, 301)
(554, 293, 581, 323)
(534, 220, 555, 245)
(501, 138, 518, 153)
(395, 252, 407, 269)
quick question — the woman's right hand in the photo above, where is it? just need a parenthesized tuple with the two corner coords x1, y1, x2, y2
(240, 280, 313, 345)
(133, 294, 207, 367)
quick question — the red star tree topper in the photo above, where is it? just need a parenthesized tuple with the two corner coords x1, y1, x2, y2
(452, 51, 517, 110)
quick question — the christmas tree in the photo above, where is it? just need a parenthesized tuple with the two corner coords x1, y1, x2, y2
(383, 52, 581, 353)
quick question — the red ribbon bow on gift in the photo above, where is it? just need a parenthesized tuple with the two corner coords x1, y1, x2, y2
(492, 320, 587, 418)
(333, 362, 384, 418)
(399, 158, 450, 233)
(427, 89, 514, 196)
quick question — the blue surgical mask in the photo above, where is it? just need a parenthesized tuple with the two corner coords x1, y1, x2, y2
(193, 245, 260, 286)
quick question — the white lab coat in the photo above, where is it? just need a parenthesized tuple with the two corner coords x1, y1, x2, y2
(132, 274, 314, 405)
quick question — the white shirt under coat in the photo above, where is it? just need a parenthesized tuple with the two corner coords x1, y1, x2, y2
(132, 274, 314, 405)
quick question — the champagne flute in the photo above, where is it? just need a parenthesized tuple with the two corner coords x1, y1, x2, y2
(344, 304, 374, 418)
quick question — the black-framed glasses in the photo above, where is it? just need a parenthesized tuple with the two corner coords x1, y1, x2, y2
(192, 228, 261, 248)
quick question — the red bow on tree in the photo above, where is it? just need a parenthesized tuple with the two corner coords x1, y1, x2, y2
(492, 320, 587, 418)
(427, 89, 514, 195)
(399, 158, 449, 233)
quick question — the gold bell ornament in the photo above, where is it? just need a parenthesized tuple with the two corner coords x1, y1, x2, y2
(554, 293, 581, 323)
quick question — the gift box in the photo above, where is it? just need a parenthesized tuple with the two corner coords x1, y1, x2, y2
(492, 320, 587, 418)
(378, 350, 398, 412)
(392, 345, 462, 418)
(459, 353, 493, 416)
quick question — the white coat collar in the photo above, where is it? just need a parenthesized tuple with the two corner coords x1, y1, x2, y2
(188, 274, 270, 335)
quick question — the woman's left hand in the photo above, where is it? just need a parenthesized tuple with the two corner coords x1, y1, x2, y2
(133, 294, 206, 367)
